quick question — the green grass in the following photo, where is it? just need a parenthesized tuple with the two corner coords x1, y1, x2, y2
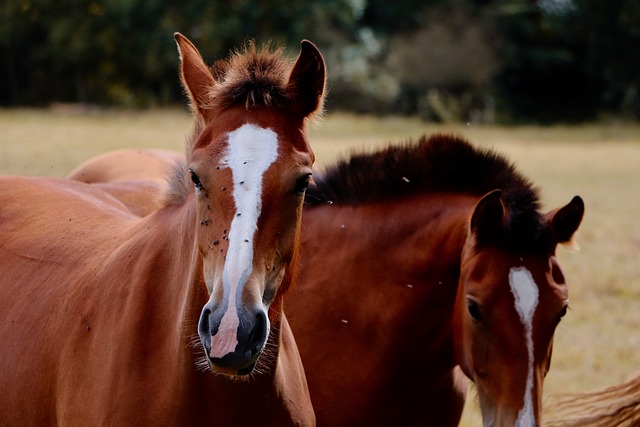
(1, 108, 639, 425)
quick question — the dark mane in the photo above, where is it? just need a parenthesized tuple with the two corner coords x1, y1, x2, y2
(306, 134, 549, 252)
(207, 41, 293, 111)
(306, 134, 537, 205)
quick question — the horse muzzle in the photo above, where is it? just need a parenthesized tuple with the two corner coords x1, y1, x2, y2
(198, 304, 269, 376)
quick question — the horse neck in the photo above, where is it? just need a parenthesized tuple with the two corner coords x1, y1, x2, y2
(297, 192, 473, 359)
(304, 192, 472, 269)
(290, 193, 474, 423)
(122, 201, 204, 358)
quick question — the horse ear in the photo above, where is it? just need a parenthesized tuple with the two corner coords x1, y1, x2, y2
(546, 196, 584, 244)
(470, 190, 505, 245)
(288, 40, 326, 118)
(174, 33, 215, 119)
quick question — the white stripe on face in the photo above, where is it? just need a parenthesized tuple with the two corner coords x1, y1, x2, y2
(208, 123, 279, 359)
(509, 266, 540, 427)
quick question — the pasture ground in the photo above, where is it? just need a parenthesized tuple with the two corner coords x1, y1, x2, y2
(1, 108, 639, 425)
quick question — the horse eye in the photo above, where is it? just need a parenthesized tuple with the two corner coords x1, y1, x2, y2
(294, 173, 311, 196)
(189, 170, 203, 191)
(467, 299, 481, 322)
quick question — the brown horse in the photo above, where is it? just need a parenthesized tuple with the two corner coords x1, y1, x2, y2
(545, 372, 640, 427)
(66, 135, 584, 426)
(67, 149, 184, 216)
(286, 135, 584, 426)
(0, 33, 325, 426)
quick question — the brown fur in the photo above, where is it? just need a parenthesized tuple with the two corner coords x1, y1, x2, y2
(288, 136, 584, 426)
(66, 136, 585, 426)
(307, 134, 550, 253)
(208, 42, 293, 111)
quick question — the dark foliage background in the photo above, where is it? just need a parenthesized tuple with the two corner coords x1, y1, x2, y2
(1, 0, 638, 122)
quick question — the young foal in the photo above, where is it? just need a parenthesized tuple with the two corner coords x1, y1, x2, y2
(0, 34, 324, 425)
(286, 135, 584, 426)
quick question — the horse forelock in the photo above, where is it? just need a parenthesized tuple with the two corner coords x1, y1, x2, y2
(206, 41, 294, 113)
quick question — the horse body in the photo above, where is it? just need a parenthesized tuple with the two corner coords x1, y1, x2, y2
(67, 149, 183, 216)
(288, 135, 583, 426)
(0, 33, 325, 425)
(67, 148, 184, 184)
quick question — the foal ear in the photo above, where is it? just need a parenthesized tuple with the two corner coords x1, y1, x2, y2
(288, 40, 326, 119)
(546, 196, 584, 244)
(470, 189, 505, 245)
(174, 33, 215, 119)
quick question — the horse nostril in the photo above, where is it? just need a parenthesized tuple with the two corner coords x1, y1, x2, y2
(199, 308, 212, 336)
(248, 310, 268, 356)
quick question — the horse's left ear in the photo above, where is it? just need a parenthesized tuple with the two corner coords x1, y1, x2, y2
(546, 196, 584, 244)
(288, 40, 326, 118)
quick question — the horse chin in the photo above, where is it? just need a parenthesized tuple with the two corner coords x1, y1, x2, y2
(203, 348, 262, 379)
(208, 361, 257, 380)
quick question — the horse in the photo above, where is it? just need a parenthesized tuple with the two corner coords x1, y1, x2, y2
(544, 372, 640, 427)
(65, 135, 584, 426)
(67, 149, 184, 216)
(285, 134, 584, 426)
(0, 32, 325, 426)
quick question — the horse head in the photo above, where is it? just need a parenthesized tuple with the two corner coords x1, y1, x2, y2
(454, 189, 584, 426)
(174, 33, 325, 376)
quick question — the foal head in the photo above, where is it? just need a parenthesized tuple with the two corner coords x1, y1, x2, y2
(454, 189, 584, 426)
(173, 34, 325, 376)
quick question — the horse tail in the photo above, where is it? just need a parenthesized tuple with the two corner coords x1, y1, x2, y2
(544, 372, 640, 427)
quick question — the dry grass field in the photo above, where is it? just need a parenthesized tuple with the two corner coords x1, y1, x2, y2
(1, 108, 639, 425)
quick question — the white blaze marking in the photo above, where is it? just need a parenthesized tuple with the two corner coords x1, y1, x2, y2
(509, 266, 539, 427)
(209, 123, 279, 359)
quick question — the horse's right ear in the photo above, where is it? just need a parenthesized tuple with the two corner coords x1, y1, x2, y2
(287, 40, 326, 119)
(470, 189, 505, 246)
(174, 33, 215, 119)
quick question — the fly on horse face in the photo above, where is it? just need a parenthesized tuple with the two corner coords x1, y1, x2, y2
(286, 135, 584, 426)
(0, 33, 325, 426)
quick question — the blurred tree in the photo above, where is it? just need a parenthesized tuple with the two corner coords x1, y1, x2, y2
(0, 0, 356, 106)
(494, 0, 640, 122)
(575, 0, 640, 119)
(384, 4, 500, 122)
(0, 0, 638, 121)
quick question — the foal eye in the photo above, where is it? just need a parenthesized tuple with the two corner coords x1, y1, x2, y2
(467, 299, 482, 322)
(294, 173, 311, 196)
(189, 170, 203, 191)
